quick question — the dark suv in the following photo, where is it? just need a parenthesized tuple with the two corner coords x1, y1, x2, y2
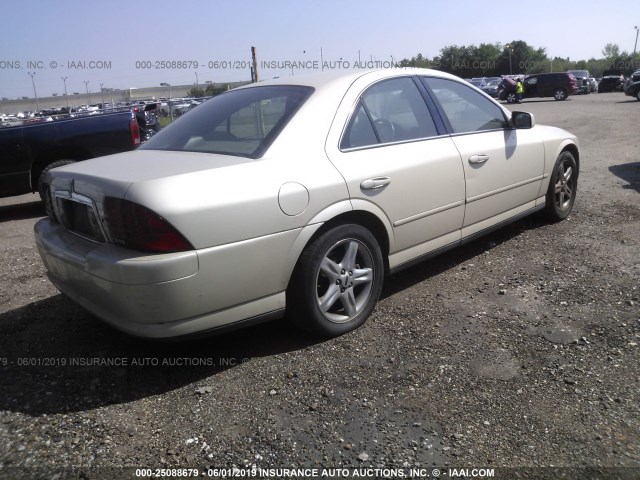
(521, 73, 579, 101)
(624, 69, 640, 101)
(499, 73, 579, 102)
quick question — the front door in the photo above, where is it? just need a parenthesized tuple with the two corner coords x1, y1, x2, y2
(421, 76, 545, 236)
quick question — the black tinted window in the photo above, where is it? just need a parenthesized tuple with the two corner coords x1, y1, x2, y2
(140, 85, 313, 158)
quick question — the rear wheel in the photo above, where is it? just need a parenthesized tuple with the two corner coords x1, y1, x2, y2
(506, 92, 517, 103)
(544, 151, 577, 221)
(38, 159, 76, 216)
(554, 88, 568, 101)
(38, 159, 76, 199)
(636, 90, 640, 101)
(288, 224, 384, 337)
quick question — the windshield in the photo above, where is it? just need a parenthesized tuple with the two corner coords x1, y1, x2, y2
(568, 71, 588, 78)
(140, 85, 313, 158)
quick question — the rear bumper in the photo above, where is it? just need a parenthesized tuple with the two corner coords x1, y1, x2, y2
(34, 218, 288, 338)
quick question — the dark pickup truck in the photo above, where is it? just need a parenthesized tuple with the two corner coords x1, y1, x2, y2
(0, 110, 141, 199)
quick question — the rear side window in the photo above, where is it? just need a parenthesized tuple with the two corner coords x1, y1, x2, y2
(340, 77, 438, 149)
(422, 77, 508, 134)
(341, 102, 378, 149)
(140, 85, 313, 158)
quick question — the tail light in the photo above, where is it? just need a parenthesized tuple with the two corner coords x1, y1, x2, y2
(129, 115, 141, 146)
(103, 197, 193, 253)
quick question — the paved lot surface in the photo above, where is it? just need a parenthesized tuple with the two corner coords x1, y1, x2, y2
(0, 92, 638, 479)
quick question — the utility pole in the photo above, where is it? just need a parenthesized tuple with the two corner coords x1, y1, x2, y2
(194, 72, 199, 96)
(251, 46, 259, 83)
(634, 26, 639, 70)
(100, 82, 105, 107)
(160, 83, 173, 120)
(61, 76, 69, 109)
(84, 81, 92, 105)
(28, 72, 39, 111)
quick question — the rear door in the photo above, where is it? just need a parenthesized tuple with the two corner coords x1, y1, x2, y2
(325, 75, 466, 269)
(523, 75, 539, 98)
(540, 74, 557, 97)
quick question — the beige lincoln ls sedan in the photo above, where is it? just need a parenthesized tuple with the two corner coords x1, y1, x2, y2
(34, 68, 579, 339)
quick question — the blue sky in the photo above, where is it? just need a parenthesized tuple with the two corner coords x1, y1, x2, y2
(1, 0, 638, 99)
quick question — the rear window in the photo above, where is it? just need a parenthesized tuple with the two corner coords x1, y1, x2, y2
(140, 85, 313, 158)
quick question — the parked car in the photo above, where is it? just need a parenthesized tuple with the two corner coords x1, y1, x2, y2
(598, 70, 625, 92)
(521, 73, 579, 101)
(567, 70, 593, 94)
(624, 79, 640, 101)
(0, 110, 141, 199)
(35, 69, 579, 339)
(626, 69, 640, 91)
(499, 73, 578, 102)
(469, 77, 487, 89)
(133, 102, 161, 142)
(481, 78, 502, 98)
(497, 76, 518, 103)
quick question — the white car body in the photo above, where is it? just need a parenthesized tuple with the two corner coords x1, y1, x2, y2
(35, 68, 579, 339)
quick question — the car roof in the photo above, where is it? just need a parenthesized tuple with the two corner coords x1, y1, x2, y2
(238, 68, 467, 93)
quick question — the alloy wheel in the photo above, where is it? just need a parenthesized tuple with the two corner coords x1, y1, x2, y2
(315, 238, 375, 324)
(554, 159, 574, 212)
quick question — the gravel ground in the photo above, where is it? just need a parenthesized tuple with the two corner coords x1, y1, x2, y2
(0, 92, 638, 480)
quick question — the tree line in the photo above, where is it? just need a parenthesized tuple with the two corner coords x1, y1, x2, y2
(398, 40, 639, 78)
(186, 83, 229, 98)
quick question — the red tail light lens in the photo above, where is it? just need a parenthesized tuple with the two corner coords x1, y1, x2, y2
(103, 197, 194, 253)
(130, 115, 141, 146)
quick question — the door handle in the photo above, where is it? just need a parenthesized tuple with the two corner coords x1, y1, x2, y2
(468, 154, 489, 164)
(360, 177, 391, 190)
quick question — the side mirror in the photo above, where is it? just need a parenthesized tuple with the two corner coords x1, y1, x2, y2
(512, 111, 535, 129)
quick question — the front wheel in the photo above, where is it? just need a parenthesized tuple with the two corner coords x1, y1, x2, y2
(544, 151, 578, 221)
(636, 90, 640, 101)
(554, 88, 567, 101)
(506, 92, 517, 103)
(287, 224, 384, 337)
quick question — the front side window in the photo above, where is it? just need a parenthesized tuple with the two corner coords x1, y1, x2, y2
(140, 85, 313, 158)
(422, 77, 508, 134)
(340, 77, 438, 149)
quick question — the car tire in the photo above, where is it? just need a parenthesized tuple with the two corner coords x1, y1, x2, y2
(38, 159, 76, 219)
(544, 151, 578, 221)
(288, 224, 384, 337)
(38, 159, 76, 201)
(554, 88, 568, 101)
(636, 90, 640, 101)
(506, 92, 517, 103)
